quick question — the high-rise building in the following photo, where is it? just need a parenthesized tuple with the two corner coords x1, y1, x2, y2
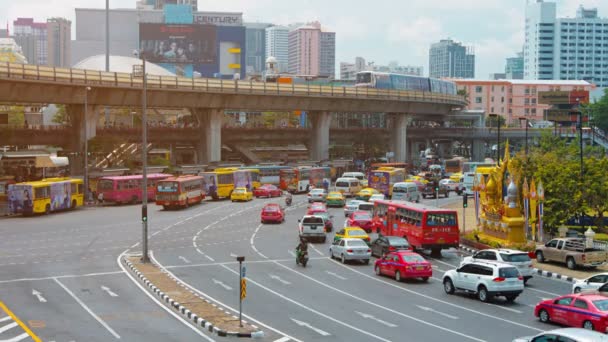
(47, 18, 71, 67)
(429, 39, 475, 78)
(288, 21, 335, 77)
(524, 1, 608, 87)
(340, 62, 357, 80)
(12, 18, 47, 65)
(153, 0, 197, 12)
(505, 52, 524, 79)
(265, 25, 289, 73)
(245, 23, 271, 75)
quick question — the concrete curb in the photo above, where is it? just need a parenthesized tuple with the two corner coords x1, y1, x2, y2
(122, 256, 264, 339)
(458, 245, 580, 283)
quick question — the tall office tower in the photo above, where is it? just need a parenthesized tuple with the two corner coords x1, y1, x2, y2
(46, 17, 71, 67)
(265, 25, 289, 73)
(245, 22, 272, 75)
(505, 52, 524, 79)
(429, 39, 475, 78)
(288, 21, 335, 77)
(13, 18, 47, 65)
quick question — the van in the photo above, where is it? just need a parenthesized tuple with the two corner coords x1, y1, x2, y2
(391, 182, 420, 202)
(342, 172, 367, 187)
(335, 177, 362, 197)
(357, 202, 374, 213)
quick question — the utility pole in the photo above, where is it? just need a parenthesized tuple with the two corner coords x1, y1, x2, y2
(83, 87, 91, 202)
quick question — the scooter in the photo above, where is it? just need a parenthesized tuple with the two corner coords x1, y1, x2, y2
(295, 249, 308, 267)
(285, 195, 292, 206)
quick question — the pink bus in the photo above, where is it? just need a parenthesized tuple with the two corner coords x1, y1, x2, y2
(97, 174, 172, 205)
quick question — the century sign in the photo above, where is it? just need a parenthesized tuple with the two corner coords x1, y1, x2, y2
(193, 12, 243, 26)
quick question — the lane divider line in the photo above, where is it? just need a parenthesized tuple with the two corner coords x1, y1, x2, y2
(0, 301, 42, 342)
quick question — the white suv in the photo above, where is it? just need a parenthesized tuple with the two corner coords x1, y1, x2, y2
(461, 249, 534, 284)
(443, 261, 524, 303)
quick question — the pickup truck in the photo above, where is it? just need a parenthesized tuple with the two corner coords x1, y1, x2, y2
(422, 182, 449, 199)
(298, 215, 327, 243)
(535, 238, 608, 270)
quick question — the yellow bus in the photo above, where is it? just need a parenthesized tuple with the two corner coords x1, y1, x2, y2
(200, 168, 260, 200)
(368, 167, 406, 197)
(8, 177, 84, 215)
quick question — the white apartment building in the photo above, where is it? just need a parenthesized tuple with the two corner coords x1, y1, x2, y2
(265, 25, 289, 73)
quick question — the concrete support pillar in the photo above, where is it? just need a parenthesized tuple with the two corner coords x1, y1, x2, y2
(390, 114, 411, 163)
(471, 139, 486, 162)
(66, 104, 97, 175)
(309, 111, 331, 161)
(193, 108, 223, 164)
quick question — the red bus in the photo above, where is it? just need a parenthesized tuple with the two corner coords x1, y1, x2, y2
(279, 167, 331, 193)
(97, 174, 172, 205)
(155, 175, 206, 210)
(372, 199, 459, 255)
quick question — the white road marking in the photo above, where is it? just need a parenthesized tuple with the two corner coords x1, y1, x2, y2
(116, 253, 216, 342)
(273, 337, 291, 342)
(331, 260, 543, 332)
(178, 256, 191, 264)
(164, 256, 327, 269)
(274, 262, 485, 341)
(0, 322, 18, 334)
(288, 250, 296, 257)
(269, 274, 291, 285)
(485, 303, 523, 314)
(100, 285, 119, 297)
(527, 287, 560, 297)
(355, 311, 398, 327)
(53, 278, 121, 339)
(229, 253, 238, 258)
(212, 278, 233, 291)
(325, 271, 347, 280)
(416, 305, 459, 320)
(220, 264, 392, 342)
(250, 224, 269, 259)
(32, 289, 46, 303)
(309, 245, 324, 256)
(204, 255, 215, 262)
(0, 316, 11, 322)
(0, 332, 30, 342)
(290, 318, 331, 336)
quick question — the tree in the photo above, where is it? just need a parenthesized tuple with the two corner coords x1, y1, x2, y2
(457, 88, 469, 104)
(582, 157, 608, 230)
(587, 88, 608, 132)
(52, 105, 67, 124)
(485, 115, 506, 128)
(8, 106, 24, 125)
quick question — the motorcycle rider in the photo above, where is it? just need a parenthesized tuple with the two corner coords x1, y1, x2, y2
(295, 237, 308, 260)
(285, 192, 293, 206)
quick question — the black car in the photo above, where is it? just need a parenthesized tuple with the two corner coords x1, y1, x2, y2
(370, 236, 411, 257)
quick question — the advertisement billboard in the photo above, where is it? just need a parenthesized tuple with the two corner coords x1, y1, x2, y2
(139, 23, 217, 66)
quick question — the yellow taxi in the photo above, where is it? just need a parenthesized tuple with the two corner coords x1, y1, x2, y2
(355, 187, 379, 201)
(449, 172, 463, 183)
(230, 187, 253, 202)
(410, 175, 429, 184)
(326, 191, 345, 207)
(334, 227, 371, 245)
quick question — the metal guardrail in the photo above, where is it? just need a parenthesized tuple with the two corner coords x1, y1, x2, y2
(0, 62, 466, 106)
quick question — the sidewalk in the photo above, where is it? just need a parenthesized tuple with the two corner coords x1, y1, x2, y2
(443, 201, 477, 234)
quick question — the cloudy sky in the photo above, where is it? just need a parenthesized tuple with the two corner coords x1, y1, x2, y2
(2, 0, 608, 78)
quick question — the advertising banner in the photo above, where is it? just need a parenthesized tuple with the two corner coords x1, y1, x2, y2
(8, 184, 33, 214)
(538, 91, 570, 105)
(139, 23, 217, 66)
(50, 181, 71, 211)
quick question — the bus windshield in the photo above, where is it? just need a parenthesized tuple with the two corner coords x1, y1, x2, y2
(157, 181, 178, 192)
(356, 72, 371, 84)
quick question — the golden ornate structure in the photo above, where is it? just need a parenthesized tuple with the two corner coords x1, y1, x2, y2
(476, 141, 526, 244)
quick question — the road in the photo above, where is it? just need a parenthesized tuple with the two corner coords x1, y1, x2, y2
(0, 193, 574, 341)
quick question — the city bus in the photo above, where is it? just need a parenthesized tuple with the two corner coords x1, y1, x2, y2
(370, 162, 409, 171)
(96, 174, 171, 205)
(279, 166, 332, 193)
(8, 177, 84, 215)
(462, 161, 495, 195)
(444, 157, 465, 175)
(155, 175, 206, 210)
(368, 167, 406, 197)
(201, 168, 259, 200)
(373, 199, 459, 255)
(240, 165, 291, 185)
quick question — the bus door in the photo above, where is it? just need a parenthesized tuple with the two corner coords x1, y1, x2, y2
(387, 207, 398, 236)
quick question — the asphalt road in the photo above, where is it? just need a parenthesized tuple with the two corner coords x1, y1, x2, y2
(0, 194, 575, 342)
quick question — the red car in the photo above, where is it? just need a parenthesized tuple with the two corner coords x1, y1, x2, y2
(346, 211, 375, 233)
(260, 203, 285, 223)
(534, 293, 608, 331)
(254, 184, 283, 198)
(374, 251, 432, 282)
(307, 203, 327, 215)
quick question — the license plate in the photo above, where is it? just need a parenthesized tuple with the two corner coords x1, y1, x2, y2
(416, 266, 424, 270)
(438, 238, 445, 243)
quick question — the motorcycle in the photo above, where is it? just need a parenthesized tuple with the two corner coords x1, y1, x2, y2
(285, 195, 292, 206)
(295, 249, 308, 267)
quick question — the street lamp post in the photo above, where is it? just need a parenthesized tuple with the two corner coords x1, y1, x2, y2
(518, 117, 529, 156)
(488, 114, 501, 165)
(84, 86, 91, 203)
(576, 98, 585, 232)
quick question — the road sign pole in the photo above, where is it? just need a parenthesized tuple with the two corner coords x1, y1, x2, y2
(237, 256, 245, 327)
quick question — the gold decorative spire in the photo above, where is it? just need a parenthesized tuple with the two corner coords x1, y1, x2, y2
(523, 177, 529, 199)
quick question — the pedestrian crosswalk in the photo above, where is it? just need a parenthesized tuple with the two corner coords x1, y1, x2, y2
(0, 315, 32, 342)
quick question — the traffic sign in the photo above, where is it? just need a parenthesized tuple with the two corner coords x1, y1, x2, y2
(240, 278, 247, 300)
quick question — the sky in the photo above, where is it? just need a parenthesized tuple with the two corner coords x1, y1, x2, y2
(2, 0, 608, 79)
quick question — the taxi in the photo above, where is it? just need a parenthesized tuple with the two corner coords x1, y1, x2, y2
(261, 203, 285, 223)
(534, 293, 608, 332)
(449, 172, 463, 183)
(334, 227, 370, 245)
(326, 191, 345, 207)
(375, 251, 432, 282)
(230, 187, 253, 202)
(307, 202, 327, 215)
(410, 175, 429, 184)
(355, 188, 379, 201)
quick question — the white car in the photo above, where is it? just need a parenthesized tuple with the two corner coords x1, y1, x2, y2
(329, 238, 371, 264)
(344, 200, 364, 217)
(461, 249, 534, 284)
(572, 273, 608, 293)
(513, 328, 608, 342)
(443, 260, 524, 303)
(307, 188, 328, 203)
(368, 194, 385, 203)
(439, 179, 463, 195)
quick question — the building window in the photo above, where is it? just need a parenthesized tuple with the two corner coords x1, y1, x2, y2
(491, 96, 494, 102)
(531, 108, 537, 114)
(475, 86, 482, 93)
(524, 88, 530, 94)
(531, 98, 537, 104)
(475, 97, 482, 104)
(525, 108, 530, 114)
(525, 98, 530, 105)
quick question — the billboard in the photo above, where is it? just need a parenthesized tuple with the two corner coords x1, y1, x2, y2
(139, 23, 217, 67)
(538, 91, 570, 105)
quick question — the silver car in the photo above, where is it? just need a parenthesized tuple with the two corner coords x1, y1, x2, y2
(329, 238, 371, 264)
(572, 273, 608, 293)
(308, 188, 328, 203)
(513, 328, 608, 342)
(344, 200, 363, 217)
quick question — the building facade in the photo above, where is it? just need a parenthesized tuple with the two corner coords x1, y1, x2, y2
(505, 52, 524, 79)
(47, 18, 71, 67)
(524, 1, 608, 87)
(429, 39, 475, 78)
(453, 79, 594, 124)
(245, 23, 271, 75)
(13, 18, 47, 65)
(265, 25, 288, 73)
(288, 22, 335, 78)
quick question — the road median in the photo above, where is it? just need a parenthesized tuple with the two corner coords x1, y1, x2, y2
(122, 254, 263, 338)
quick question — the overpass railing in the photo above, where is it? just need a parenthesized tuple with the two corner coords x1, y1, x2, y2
(0, 62, 466, 106)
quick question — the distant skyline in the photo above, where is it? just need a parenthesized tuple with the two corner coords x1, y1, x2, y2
(2, 0, 608, 79)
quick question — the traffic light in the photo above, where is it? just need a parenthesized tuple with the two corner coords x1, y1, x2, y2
(435, 186, 439, 192)
(142, 206, 148, 222)
(463, 193, 468, 208)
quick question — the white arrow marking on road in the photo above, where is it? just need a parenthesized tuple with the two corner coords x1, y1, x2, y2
(270, 274, 291, 285)
(290, 318, 331, 336)
(230, 253, 238, 258)
(178, 256, 191, 264)
(416, 305, 459, 319)
(32, 289, 46, 303)
(355, 311, 398, 327)
(325, 271, 347, 280)
(100, 285, 119, 297)
(212, 278, 233, 291)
